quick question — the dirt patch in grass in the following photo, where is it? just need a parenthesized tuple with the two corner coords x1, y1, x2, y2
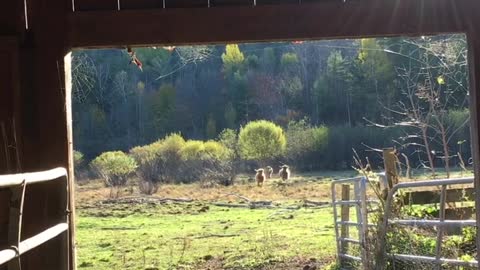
(75, 173, 342, 207)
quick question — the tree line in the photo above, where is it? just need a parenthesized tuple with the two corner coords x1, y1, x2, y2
(73, 34, 471, 176)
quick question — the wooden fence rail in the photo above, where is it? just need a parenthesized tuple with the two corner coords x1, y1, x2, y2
(0, 168, 70, 269)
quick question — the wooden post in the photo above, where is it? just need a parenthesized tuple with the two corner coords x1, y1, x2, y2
(64, 52, 77, 270)
(340, 185, 350, 257)
(466, 30, 480, 264)
(383, 148, 398, 190)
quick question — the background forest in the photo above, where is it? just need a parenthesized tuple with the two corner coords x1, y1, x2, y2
(72, 35, 470, 173)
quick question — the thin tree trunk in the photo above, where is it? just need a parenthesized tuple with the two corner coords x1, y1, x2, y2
(440, 125, 450, 178)
(421, 126, 436, 177)
(402, 153, 412, 179)
(346, 91, 352, 127)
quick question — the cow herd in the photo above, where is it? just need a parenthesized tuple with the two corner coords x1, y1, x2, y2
(254, 165, 290, 187)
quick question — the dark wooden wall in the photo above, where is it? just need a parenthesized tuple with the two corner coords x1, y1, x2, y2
(0, 0, 72, 269)
(1, 0, 480, 269)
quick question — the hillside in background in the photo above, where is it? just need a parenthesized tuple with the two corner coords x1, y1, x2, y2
(72, 35, 470, 171)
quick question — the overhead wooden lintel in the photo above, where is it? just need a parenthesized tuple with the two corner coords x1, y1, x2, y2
(68, 0, 477, 48)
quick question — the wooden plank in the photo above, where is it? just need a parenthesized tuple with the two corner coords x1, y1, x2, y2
(75, 0, 118, 11)
(0, 249, 16, 266)
(404, 188, 475, 205)
(166, 0, 208, 8)
(0, 120, 21, 175)
(0, 51, 13, 123)
(466, 31, 480, 262)
(257, 0, 299, 5)
(0, 189, 11, 248)
(0, 39, 19, 175)
(0, 168, 67, 188)
(445, 207, 475, 220)
(68, 0, 475, 48)
(210, 0, 252, 7)
(17, 0, 72, 266)
(0, 0, 26, 35)
(0, 122, 11, 173)
(18, 223, 68, 256)
(121, 0, 163, 9)
(0, 222, 69, 267)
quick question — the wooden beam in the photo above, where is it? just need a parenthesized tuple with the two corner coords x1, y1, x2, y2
(64, 52, 77, 270)
(403, 188, 475, 205)
(16, 0, 73, 268)
(68, 0, 477, 48)
(467, 26, 480, 263)
(0, 0, 26, 35)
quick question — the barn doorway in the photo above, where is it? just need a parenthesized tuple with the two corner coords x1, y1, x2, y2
(70, 34, 474, 269)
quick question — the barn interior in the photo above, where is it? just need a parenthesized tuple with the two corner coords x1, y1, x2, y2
(2, 0, 480, 269)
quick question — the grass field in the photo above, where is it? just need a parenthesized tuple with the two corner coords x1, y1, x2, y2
(75, 172, 351, 270)
(74, 168, 473, 270)
(76, 203, 337, 269)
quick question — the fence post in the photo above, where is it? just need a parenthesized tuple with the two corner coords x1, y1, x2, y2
(383, 148, 398, 190)
(340, 184, 350, 261)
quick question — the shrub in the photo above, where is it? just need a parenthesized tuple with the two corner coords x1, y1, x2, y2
(180, 140, 230, 161)
(180, 140, 205, 161)
(130, 141, 163, 194)
(73, 150, 84, 167)
(179, 140, 233, 185)
(202, 140, 234, 186)
(158, 133, 186, 183)
(130, 133, 185, 193)
(91, 151, 137, 197)
(203, 140, 230, 160)
(238, 120, 286, 164)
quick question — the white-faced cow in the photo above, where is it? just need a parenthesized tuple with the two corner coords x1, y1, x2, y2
(279, 165, 290, 181)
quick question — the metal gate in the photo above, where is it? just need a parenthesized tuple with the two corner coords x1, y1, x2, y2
(331, 176, 377, 270)
(332, 176, 478, 269)
(378, 177, 478, 269)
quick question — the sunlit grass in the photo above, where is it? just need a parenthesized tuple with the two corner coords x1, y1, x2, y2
(76, 203, 336, 269)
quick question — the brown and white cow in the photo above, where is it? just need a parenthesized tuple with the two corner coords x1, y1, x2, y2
(255, 169, 266, 187)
